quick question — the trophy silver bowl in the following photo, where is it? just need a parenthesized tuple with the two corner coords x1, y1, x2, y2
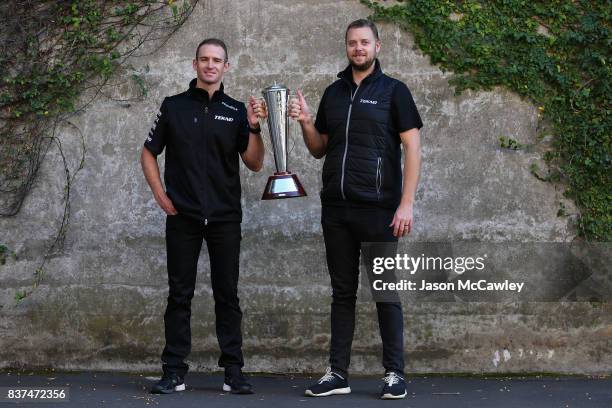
(261, 84, 306, 200)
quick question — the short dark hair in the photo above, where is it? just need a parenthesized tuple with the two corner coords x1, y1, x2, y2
(195, 38, 228, 61)
(345, 19, 379, 42)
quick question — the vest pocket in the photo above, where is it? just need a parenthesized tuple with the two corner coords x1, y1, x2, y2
(376, 157, 382, 199)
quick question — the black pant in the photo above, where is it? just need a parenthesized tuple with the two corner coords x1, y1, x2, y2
(322, 205, 404, 376)
(161, 214, 243, 377)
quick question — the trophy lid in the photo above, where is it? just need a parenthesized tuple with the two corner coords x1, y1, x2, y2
(262, 83, 289, 93)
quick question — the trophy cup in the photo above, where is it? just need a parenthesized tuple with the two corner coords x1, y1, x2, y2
(261, 84, 307, 200)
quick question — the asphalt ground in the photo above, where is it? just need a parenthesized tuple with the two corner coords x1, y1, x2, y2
(1, 369, 610, 407)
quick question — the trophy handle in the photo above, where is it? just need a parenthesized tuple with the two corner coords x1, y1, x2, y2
(285, 90, 298, 159)
(258, 96, 274, 154)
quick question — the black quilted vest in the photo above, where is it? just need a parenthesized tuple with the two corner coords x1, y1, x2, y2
(320, 59, 402, 209)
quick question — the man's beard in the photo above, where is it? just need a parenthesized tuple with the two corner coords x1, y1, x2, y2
(350, 55, 375, 71)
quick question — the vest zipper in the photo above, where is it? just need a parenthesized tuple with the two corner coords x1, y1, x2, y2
(340, 84, 360, 200)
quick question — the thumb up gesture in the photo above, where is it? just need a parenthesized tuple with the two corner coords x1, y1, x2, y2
(288, 90, 312, 123)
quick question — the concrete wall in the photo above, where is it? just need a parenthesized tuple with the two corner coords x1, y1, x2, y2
(1, 0, 610, 375)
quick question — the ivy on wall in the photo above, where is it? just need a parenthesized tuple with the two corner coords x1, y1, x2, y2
(362, 0, 610, 241)
(1, 0, 196, 216)
(0, 0, 198, 301)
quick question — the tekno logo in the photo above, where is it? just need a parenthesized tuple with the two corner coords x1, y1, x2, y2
(215, 115, 234, 122)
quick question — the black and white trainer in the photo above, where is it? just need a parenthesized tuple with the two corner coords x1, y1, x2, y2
(305, 367, 351, 397)
(150, 372, 185, 394)
(222, 366, 254, 394)
(380, 371, 407, 399)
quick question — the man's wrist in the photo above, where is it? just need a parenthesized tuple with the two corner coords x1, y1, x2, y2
(248, 123, 261, 134)
(153, 189, 164, 199)
(299, 115, 313, 127)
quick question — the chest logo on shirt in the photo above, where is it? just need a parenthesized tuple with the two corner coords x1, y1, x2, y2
(215, 115, 234, 122)
(222, 101, 238, 111)
(360, 99, 378, 105)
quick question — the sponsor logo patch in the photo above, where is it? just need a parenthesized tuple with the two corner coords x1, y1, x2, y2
(215, 115, 234, 122)
(360, 98, 378, 105)
(146, 110, 162, 143)
(222, 101, 238, 111)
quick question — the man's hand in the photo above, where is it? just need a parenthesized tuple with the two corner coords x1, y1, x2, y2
(289, 90, 312, 122)
(247, 96, 267, 127)
(141, 147, 178, 216)
(154, 190, 178, 215)
(390, 202, 413, 238)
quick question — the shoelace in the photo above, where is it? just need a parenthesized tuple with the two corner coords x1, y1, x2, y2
(318, 368, 338, 384)
(383, 372, 402, 386)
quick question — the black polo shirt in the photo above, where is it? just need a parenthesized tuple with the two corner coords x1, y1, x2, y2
(144, 79, 250, 224)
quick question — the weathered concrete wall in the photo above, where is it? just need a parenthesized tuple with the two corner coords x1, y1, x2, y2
(1, 0, 610, 375)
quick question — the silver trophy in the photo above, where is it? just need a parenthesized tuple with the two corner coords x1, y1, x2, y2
(261, 84, 306, 200)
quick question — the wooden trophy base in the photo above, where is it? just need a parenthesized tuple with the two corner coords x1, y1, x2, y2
(261, 172, 307, 200)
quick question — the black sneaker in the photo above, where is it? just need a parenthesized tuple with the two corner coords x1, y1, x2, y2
(380, 371, 407, 399)
(222, 366, 254, 394)
(305, 367, 351, 397)
(150, 372, 185, 394)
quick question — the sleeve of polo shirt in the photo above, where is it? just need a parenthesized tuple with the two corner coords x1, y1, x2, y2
(237, 104, 250, 153)
(314, 88, 329, 134)
(144, 98, 169, 156)
(391, 82, 423, 133)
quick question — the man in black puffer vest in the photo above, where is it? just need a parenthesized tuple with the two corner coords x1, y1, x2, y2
(290, 19, 423, 399)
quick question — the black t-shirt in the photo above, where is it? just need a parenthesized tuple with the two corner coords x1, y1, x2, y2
(315, 80, 423, 135)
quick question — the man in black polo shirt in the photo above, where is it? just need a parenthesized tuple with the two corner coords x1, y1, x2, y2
(140, 38, 265, 395)
(289, 20, 423, 399)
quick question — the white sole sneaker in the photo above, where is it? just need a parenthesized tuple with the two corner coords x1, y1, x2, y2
(222, 383, 255, 394)
(381, 390, 407, 399)
(304, 387, 351, 397)
(174, 383, 186, 392)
